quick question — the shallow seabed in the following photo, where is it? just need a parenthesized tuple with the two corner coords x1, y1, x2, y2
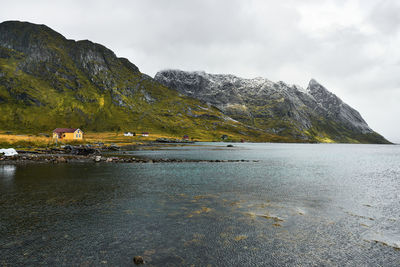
(1, 143, 400, 266)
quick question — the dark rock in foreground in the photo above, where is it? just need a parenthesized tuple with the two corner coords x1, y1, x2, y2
(133, 256, 144, 265)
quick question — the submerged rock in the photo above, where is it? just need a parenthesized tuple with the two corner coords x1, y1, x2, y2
(133, 256, 144, 264)
(56, 157, 67, 163)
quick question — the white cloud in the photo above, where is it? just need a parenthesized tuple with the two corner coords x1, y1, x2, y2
(297, 0, 376, 37)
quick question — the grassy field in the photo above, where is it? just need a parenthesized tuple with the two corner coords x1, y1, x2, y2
(0, 130, 265, 149)
(0, 132, 168, 148)
(0, 133, 53, 148)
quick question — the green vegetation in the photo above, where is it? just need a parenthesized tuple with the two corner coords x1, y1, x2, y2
(0, 21, 295, 143)
(0, 21, 391, 144)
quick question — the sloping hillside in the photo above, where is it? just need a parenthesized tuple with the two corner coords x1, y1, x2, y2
(0, 21, 291, 141)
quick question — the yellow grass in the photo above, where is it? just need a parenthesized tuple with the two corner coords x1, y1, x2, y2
(0, 128, 272, 149)
(0, 133, 52, 147)
(83, 130, 257, 144)
(0, 131, 196, 148)
(314, 136, 335, 143)
(83, 132, 193, 145)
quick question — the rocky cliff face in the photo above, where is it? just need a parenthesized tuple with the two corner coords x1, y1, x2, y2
(155, 70, 389, 143)
(306, 79, 371, 133)
(0, 21, 286, 141)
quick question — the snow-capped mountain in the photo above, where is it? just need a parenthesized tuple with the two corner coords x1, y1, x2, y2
(155, 69, 388, 143)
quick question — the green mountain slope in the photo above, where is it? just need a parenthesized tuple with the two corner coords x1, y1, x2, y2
(0, 21, 294, 142)
(0, 21, 390, 143)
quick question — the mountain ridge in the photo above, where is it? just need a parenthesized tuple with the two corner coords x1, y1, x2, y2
(0, 20, 293, 142)
(0, 20, 390, 143)
(155, 69, 389, 143)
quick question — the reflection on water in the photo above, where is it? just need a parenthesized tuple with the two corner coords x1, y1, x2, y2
(0, 165, 16, 181)
(362, 230, 400, 249)
(0, 143, 400, 266)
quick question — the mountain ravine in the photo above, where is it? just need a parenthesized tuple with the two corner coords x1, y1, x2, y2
(155, 70, 390, 143)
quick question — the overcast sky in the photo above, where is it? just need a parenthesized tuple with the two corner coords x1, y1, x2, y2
(2, 0, 399, 142)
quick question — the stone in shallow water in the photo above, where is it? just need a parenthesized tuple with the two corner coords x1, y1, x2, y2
(133, 256, 144, 264)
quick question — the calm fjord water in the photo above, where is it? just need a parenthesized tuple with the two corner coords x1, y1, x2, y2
(1, 143, 400, 266)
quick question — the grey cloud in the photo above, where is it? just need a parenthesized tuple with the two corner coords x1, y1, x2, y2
(369, 0, 400, 34)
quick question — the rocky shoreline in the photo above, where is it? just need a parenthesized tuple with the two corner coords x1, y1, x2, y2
(0, 142, 256, 163)
(1, 143, 260, 164)
(0, 153, 258, 164)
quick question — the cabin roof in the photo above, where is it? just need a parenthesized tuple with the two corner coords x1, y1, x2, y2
(53, 128, 80, 133)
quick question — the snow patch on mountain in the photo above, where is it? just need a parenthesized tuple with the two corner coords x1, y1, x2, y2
(155, 69, 376, 140)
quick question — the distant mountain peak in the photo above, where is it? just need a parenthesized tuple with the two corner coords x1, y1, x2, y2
(307, 78, 327, 93)
(155, 69, 389, 143)
(0, 20, 67, 41)
(308, 78, 319, 85)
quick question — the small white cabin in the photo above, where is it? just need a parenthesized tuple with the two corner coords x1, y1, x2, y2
(124, 132, 134, 137)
